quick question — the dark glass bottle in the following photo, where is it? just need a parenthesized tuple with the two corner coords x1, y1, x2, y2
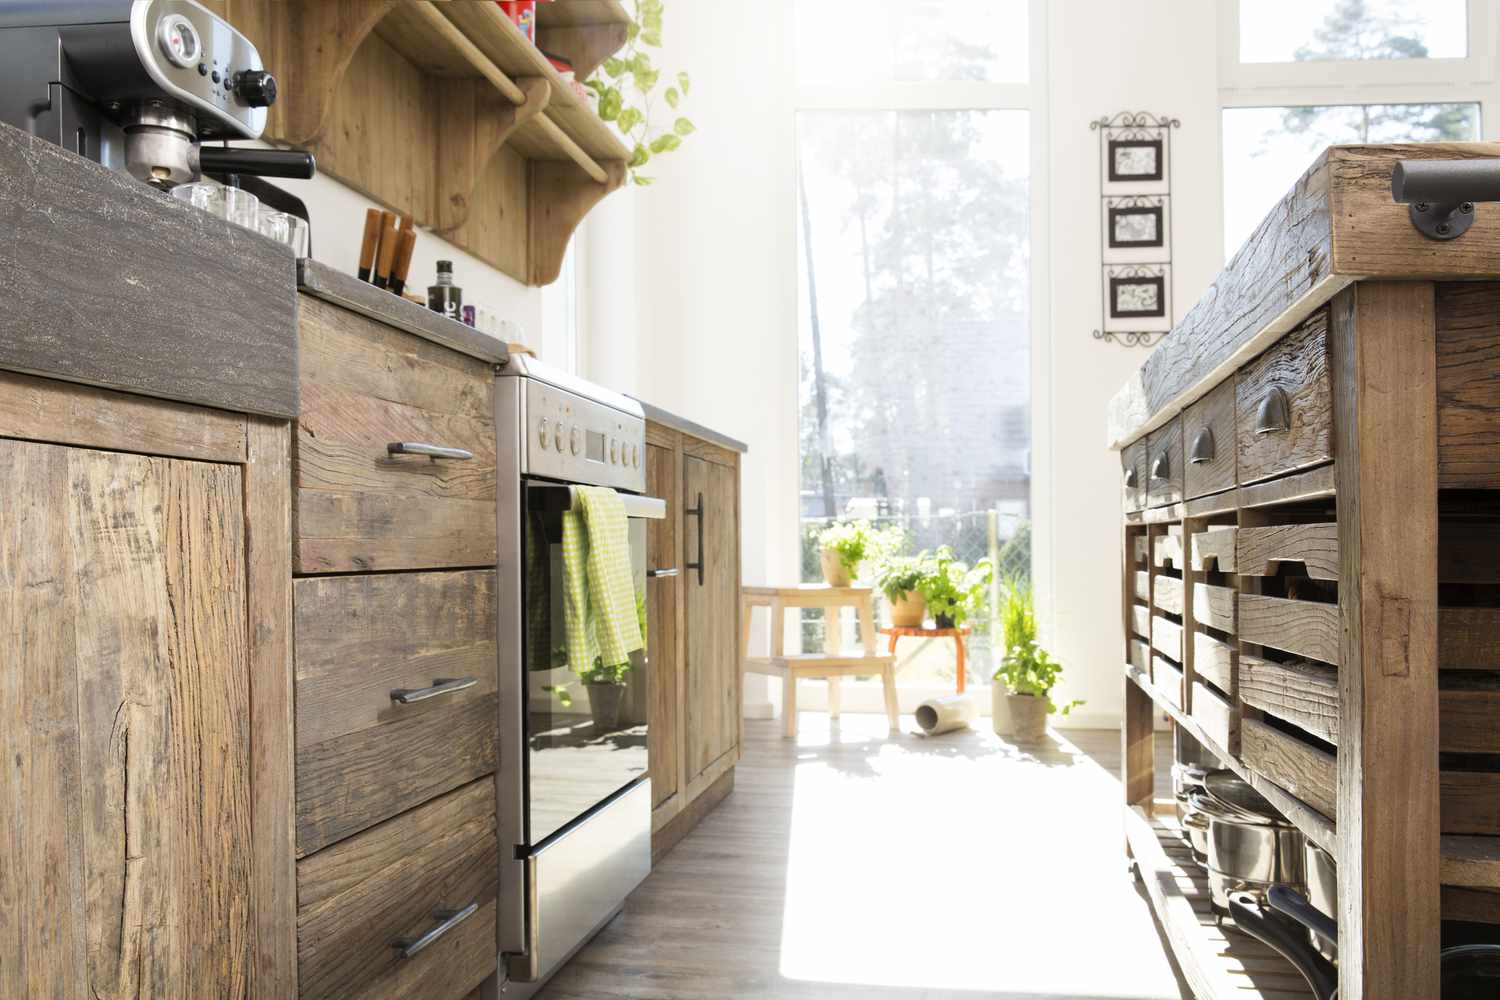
(428, 260, 463, 321)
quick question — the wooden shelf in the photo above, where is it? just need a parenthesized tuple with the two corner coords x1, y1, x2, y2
(1124, 804, 1316, 1000)
(1127, 664, 1500, 891)
(536, 0, 633, 81)
(212, 0, 630, 286)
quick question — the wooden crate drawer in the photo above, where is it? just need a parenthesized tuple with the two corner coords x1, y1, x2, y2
(1236, 523, 1339, 582)
(1152, 574, 1183, 616)
(296, 296, 497, 573)
(297, 780, 498, 1000)
(1240, 653, 1339, 744)
(1193, 583, 1236, 634)
(1239, 717, 1335, 820)
(1122, 439, 1148, 512)
(1133, 569, 1150, 602)
(1128, 638, 1150, 674)
(1145, 418, 1183, 507)
(1191, 526, 1236, 573)
(1151, 614, 1182, 663)
(294, 570, 498, 854)
(1183, 379, 1235, 499)
(1193, 631, 1235, 693)
(1131, 533, 1149, 565)
(1191, 679, 1235, 753)
(1153, 656, 1184, 709)
(1236, 310, 1333, 486)
(1238, 593, 1340, 666)
(1153, 526, 1183, 570)
(1130, 603, 1151, 640)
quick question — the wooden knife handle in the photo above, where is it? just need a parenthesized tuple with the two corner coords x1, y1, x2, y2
(373, 211, 399, 288)
(390, 229, 418, 296)
(357, 208, 382, 281)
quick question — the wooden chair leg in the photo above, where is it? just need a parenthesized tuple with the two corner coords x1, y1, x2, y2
(882, 662, 900, 733)
(784, 671, 798, 740)
(857, 596, 877, 655)
(828, 676, 841, 720)
(824, 602, 842, 721)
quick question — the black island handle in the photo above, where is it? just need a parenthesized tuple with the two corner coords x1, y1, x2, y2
(1391, 158, 1500, 241)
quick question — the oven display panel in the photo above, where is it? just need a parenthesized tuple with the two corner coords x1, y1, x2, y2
(586, 429, 606, 463)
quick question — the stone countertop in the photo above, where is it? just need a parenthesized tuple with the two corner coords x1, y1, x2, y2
(0, 120, 299, 418)
(296, 258, 511, 365)
(635, 399, 748, 453)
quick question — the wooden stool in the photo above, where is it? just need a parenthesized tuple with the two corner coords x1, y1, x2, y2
(741, 585, 899, 739)
(878, 625, 973, 694)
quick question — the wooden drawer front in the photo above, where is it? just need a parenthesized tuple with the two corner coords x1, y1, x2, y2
(297, 780, 498, 1000)
(1183, 379, 1236, 499)
(1151, 614, 1182, 663)
(1131, 533, 1149, 565)
(1236, 311, 1333, 486)
(1193, 584, 1236, 634)
(1153, 656, 1184, 709)
(1236, 523, 1339, 582)
(1240, 717, 1335, 820)
(1128, 638, 1150, 674)
(1153, 527, 1183, 570)
(1191, 526, 1236, 573)
(1145, 418, 1184, 507)
(296, 296, 497, 573)
(1239, 594, 1340, 666)
(1442, 685, 1500, 754)
(1240, 654, 1339, 745)
(294, 570, 498, 852)
(1152, 574, 1183, 616)
(1130, 603, 1151, 640)
(1133, 569, 1150, 602)
(1193, 632, 1235, 693)
(1122, 439, 1148, 512)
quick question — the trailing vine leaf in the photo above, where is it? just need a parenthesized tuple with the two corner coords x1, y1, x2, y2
(585, 0, 696, 183)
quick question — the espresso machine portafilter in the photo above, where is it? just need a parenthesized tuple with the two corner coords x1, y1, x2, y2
(0, 0, 313, 188)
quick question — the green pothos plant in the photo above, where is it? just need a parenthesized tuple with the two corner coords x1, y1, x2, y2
(585, 0, 695, 184)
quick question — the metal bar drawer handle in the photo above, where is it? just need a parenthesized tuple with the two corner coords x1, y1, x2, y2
(390, 677, 478, 704)
(647, 567, 680, 578)
(393, 903, 479, 960)
(387, 442, 474, 461)
(685, 492, 705, 586)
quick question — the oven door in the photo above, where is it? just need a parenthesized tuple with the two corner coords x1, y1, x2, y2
(520, 482, 666, 846)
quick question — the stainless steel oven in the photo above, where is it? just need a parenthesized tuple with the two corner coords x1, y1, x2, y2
(495, 356, 664, 990)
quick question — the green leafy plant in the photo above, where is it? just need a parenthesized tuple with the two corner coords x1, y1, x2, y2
(874, 553, 927, 604)
(914, 547, 992, 629)
(993, 579, 1082, 717)
(586, 0, 695, 185)
(818, 520, 905, 579)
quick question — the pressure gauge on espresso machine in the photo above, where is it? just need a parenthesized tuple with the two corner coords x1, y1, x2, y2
(155, 13, 200, 68)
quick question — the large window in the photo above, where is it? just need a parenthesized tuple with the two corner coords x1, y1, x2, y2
(1220, 0, 1490, 257)
(795, 4, 1033, 689)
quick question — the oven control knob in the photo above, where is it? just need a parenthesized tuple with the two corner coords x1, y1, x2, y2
(537, 418, 549, 448)
(555, 423, 566, 452)
(609, 439, 619, 464)
(569, 427, 580, 455)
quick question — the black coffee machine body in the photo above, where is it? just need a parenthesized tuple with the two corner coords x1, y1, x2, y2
(0, 0, 307, 189)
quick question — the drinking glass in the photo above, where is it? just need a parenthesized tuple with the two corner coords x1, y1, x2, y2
(284, 215, 310, 258)
(256, 207, 291, 245)
(220, 186, 260, 229)
(171, 181, 222, 216)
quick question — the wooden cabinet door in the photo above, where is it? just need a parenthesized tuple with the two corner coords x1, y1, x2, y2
(1, 439, 254, 998)
(682, 453, 740, 781)
(644, 441, 681, 813)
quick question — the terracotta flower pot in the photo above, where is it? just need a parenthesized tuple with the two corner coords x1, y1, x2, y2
(1005, 691, 1049, 742)
(820, 548, 853, 587)
(889, 592, 926, 628)
(586, 682, 626, 732)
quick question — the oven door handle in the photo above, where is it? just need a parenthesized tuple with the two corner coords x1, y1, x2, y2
(528, 484, 666, 520)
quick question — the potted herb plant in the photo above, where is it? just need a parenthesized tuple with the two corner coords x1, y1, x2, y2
(915, 548, 993, 630)
(992, 578, 1081, 741)
(580, 657, 632, 732)
(875, 553, 928, 627)
(817, 520, 874, 586)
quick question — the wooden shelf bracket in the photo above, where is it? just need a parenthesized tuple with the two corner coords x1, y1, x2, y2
(434, 76, 551, 235)
(529, 159, 627, 286)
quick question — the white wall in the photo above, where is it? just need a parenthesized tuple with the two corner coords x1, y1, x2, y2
(1034, 0, 1225, 728)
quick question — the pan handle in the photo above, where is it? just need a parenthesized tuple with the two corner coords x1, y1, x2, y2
(1267, 884, 1339, 950)
(1227, 891, 1338, 1000)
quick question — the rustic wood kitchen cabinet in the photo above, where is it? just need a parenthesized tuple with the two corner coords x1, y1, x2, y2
(642, 416, 746, 858)
(1111, 142, 1500, 1000)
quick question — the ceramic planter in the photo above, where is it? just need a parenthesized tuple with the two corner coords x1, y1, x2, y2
(586, 682, 626, 732)
(820, 548, 852, 587)
(1005, 691, 1049, 741)
(889, 591, 925, 627)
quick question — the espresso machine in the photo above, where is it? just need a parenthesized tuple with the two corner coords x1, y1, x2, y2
(0, 0, 313, 189)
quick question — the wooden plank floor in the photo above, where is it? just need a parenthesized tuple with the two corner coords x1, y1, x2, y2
(537, 714, 1197, 1000)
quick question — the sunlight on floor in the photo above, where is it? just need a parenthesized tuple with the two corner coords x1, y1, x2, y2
(777, 713, 1183, 999)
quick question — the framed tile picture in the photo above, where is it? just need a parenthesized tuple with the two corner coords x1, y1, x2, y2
(1108, 138, 1163, 183)
(1102, 265, 1172, 334)
(1102, 196, 1168, 263)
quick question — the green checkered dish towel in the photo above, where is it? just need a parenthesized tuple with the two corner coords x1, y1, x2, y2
(561, 486, 644, 673)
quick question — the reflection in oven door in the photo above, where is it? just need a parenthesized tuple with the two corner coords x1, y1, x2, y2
(523, 488, 651, 847)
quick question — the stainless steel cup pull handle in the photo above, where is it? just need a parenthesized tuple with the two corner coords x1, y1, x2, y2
(647, 567, 680, 578)
(1189, 427, 1215, 465)
(393, 903, 479, 960)
(390, 677, 478, 704)
(387, 442, 474, 461)
(1150, 451, 1170, 482)
(1255, 387, 1291, 435)
(1123, 466, 1139, 489)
